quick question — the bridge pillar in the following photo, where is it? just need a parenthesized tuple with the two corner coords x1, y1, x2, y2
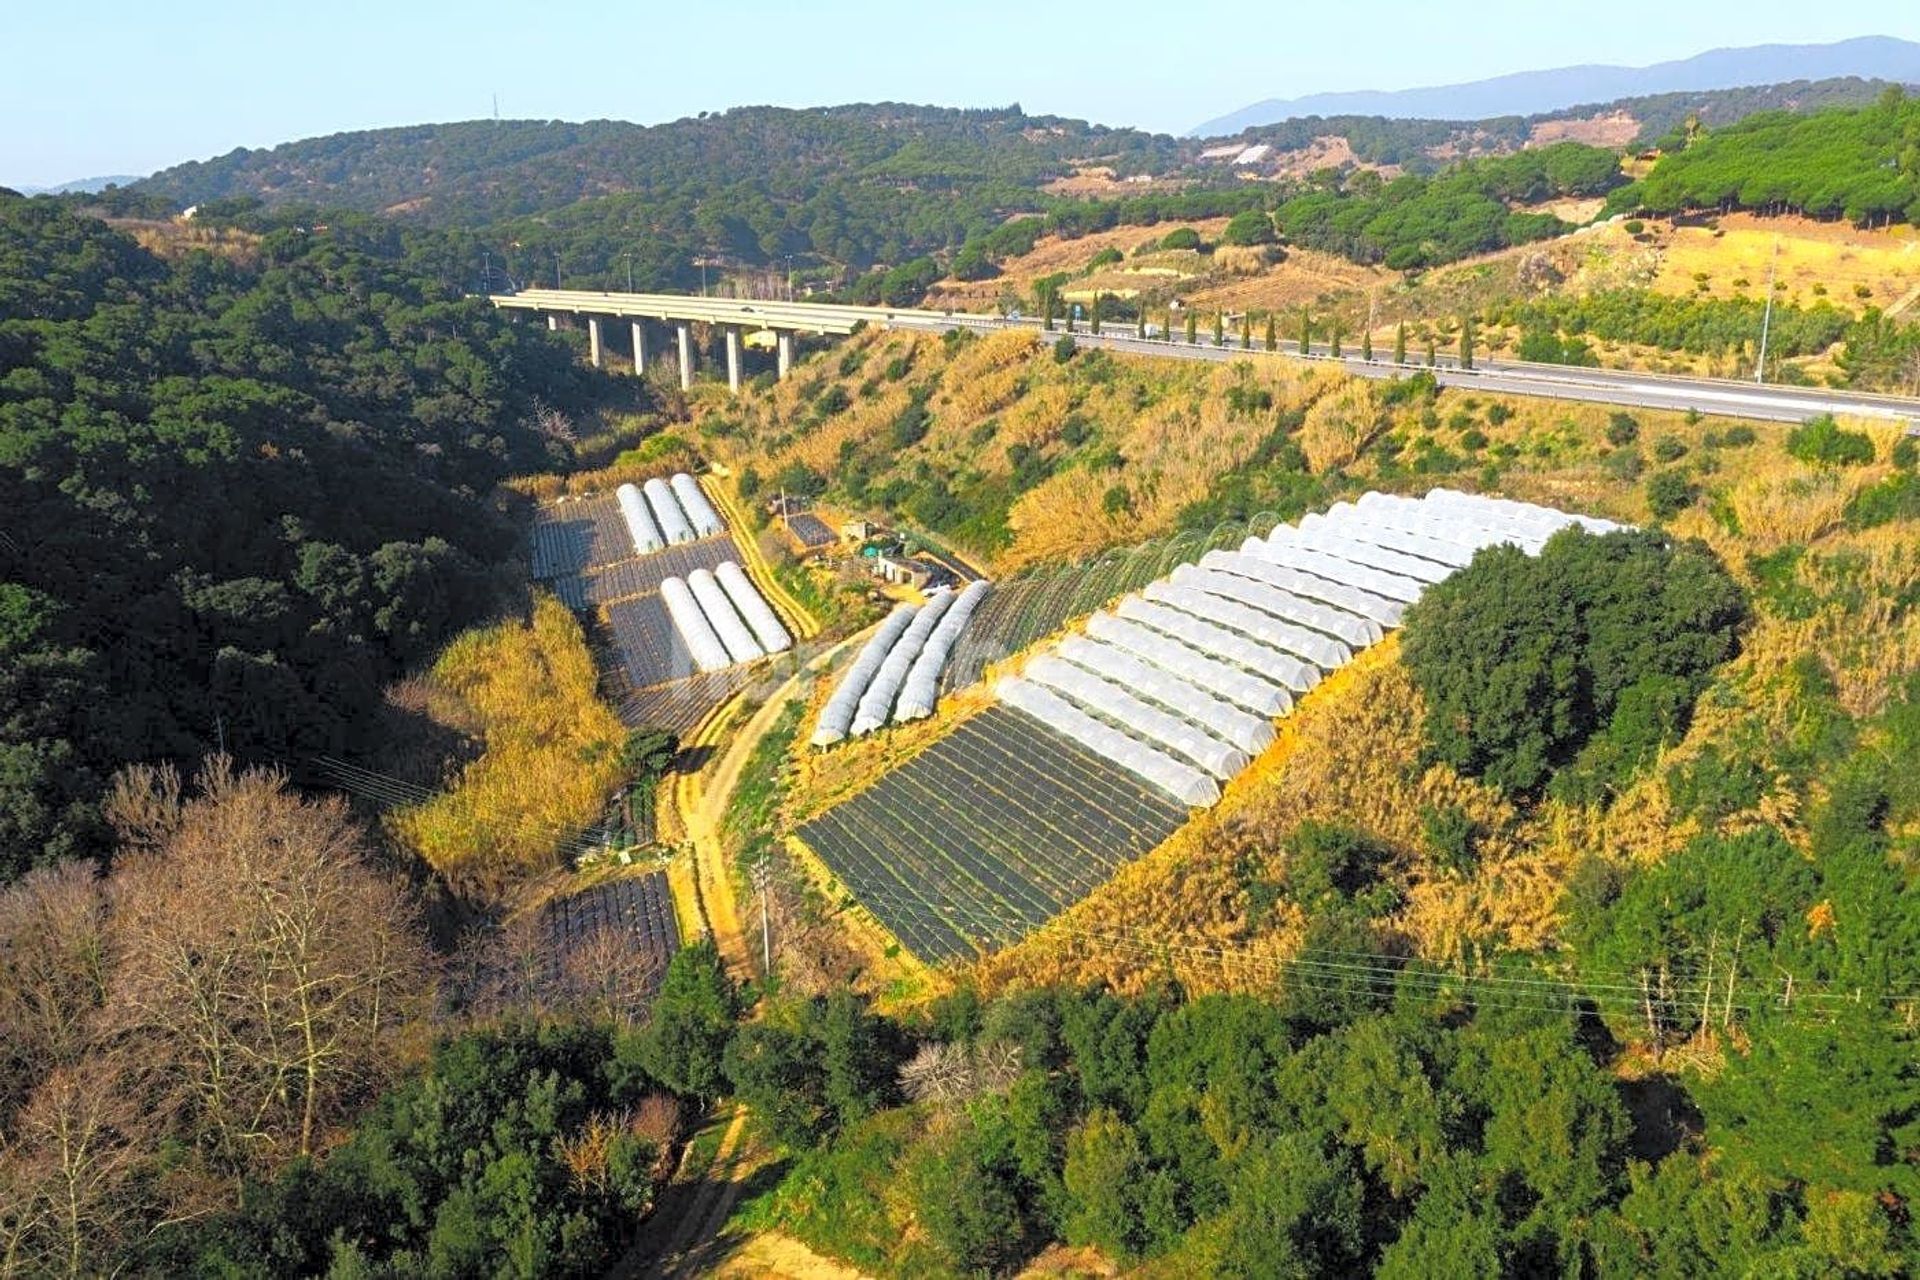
(776, 330, 794, 380)
(587, 316, 604, 368)
(676, 323, 693, 392)
(724, 327, 742, 393)
(546, 313, 558, 332)
(631, 320, 647, 375)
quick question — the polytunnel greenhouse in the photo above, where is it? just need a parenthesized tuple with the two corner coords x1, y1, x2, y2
(894, 580, 990, 723)
(659, 576, 731, 674)
(986, 490, 1606, 810)
(670, 473, 726, 538)
(644, 477, 698, 546)
(686, 568, 764, 665)
(813, 603, 917, 746)
(615, 483, 665, 556)
(852, 589, 956, 736)
(716, 561, 792, 653)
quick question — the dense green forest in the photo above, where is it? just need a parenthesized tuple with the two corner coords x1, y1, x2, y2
(1612, 87, 1920, 223)
(1273, 143, 1620, 270)
(0, 193, 607, 879)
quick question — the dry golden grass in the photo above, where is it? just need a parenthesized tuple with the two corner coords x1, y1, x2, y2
(926, 219, 1233, 310)
(1298, 378, 1387, 472)
(389, 596, 627, 888)
(1651, 212, 1920, 314)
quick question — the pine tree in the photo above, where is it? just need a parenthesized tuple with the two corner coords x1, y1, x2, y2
(1298, 305, 1312, 356)
(1213, 312, 1225, 346)
(1091, 294, 1102, 336)
(1361, 326, 1374, 362)
(1393, 322, 1407, 365)
(1240, 313, 1252, 350)
(1459, 315, 1475, 370)
(1186, 311, 1198, 344)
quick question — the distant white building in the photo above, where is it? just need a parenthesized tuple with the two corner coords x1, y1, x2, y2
(1232, 144, 1272, 166)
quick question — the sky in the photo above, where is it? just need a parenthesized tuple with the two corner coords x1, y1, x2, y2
(2, 1, 1910, 188)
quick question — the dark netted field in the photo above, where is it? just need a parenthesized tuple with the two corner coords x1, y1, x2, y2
(796, 706, 1187, 963)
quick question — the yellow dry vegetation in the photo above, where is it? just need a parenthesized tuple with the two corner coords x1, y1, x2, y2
(1651, 212, 1920, 314)
(926, 219, 1233, 310)
(1298, 377, 1387, 472)
(389, 596, 627, 887)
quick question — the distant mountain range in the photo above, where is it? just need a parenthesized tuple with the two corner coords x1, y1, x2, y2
(1191, 35, 1920, 136)
(13, 175, 141, 196)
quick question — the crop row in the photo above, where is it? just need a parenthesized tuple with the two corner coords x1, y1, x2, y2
(796, 707, 1185, 962)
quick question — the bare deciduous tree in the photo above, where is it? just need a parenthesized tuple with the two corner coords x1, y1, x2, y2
(105, 760, 434, 1174)
(0, 863, 110, 1121)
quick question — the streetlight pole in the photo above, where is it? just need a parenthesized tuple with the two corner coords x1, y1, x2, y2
(624, 251, 633, 293)
(553, 250, 561, 289)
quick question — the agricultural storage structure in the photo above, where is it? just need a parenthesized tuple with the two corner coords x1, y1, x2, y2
(615, 483, 665, 555)
(657, 562, 789, 674)
(716, 561, 793, 653)
(813, 604, 918, 746)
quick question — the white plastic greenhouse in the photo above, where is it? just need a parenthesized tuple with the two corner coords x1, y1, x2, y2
(894, 580, 991, 723)
(1083, 614, 1292, 717)
(1056, 636, 1275, 757)
(687, 568, 765, 665)
(660, 576, 731, 674)
(1169, 564, 1381, 648)
(1026, 656, 1249, 779)
(1117, 596, 1320, 693)
(670, 473, 726, 538)
(615, 482, 665, 555)
(996, 677, 1221, 807)
(1143, 581, 1351, 671)
(715, 561, 792, 654)
(986, 490, 1625, 821)
(644, 477, 698, 545)
(1243, 537, 1426, 605)
(813, 604, 918, 746)
(851, 589, 957, 736)
(1199, 550, 1405, 629)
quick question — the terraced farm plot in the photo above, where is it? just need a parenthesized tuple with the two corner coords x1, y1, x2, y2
(796, 706, 1187, 962)
(784, 513, 836, 550)
(617, 670, 755, 736)
(607, 594, 696, 688)
(536, 871, 680, 1010)
(550, 536, 739, 609)
(531, 496, 632, 578)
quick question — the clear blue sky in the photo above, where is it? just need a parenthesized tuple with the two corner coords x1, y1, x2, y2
(2, 1, 1907, 188)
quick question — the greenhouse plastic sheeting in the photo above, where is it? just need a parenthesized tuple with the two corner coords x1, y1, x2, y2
(670, 473, 725, 538)
(1242, 536, 1426, 605)
(851, 589, 957, 736)
(1170, 564, 1381, 648)
(615, 483, 665, 555)
(644, 477, 698, 545)
(1026, 656, 1248, 780)
(996, 678, 1220, 807)
(813, 604, 917, 746)
(1116, 597, 1319, 693)
(1149, 579, 1352, 670)
(1056, 636, 1275, 757)
(715, 561, 792, 654)
(1425, 488, 1619, 537)
(687, 568, 765, 665)
(894, 580, 991, 722)
(1268, 523, 1452, 585)
(1200, 550, 1405, 629)
(1085, 614, 1292, 717)
(1301, 508, 1477, 569)
(1352, 493, 1552, 554)
(660, 576, 732, 674)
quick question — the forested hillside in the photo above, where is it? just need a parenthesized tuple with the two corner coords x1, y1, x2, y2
(0, 194, 606, 878)
(1615, 85, 1920, 223)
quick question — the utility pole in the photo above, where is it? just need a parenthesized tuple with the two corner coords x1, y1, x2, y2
(1756, 236, 1779, 384)
(750, 859, 773, 973)
(482, 249, 492, 294)
(624, 252, 634, 293)
(553, 250, 562, 289)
